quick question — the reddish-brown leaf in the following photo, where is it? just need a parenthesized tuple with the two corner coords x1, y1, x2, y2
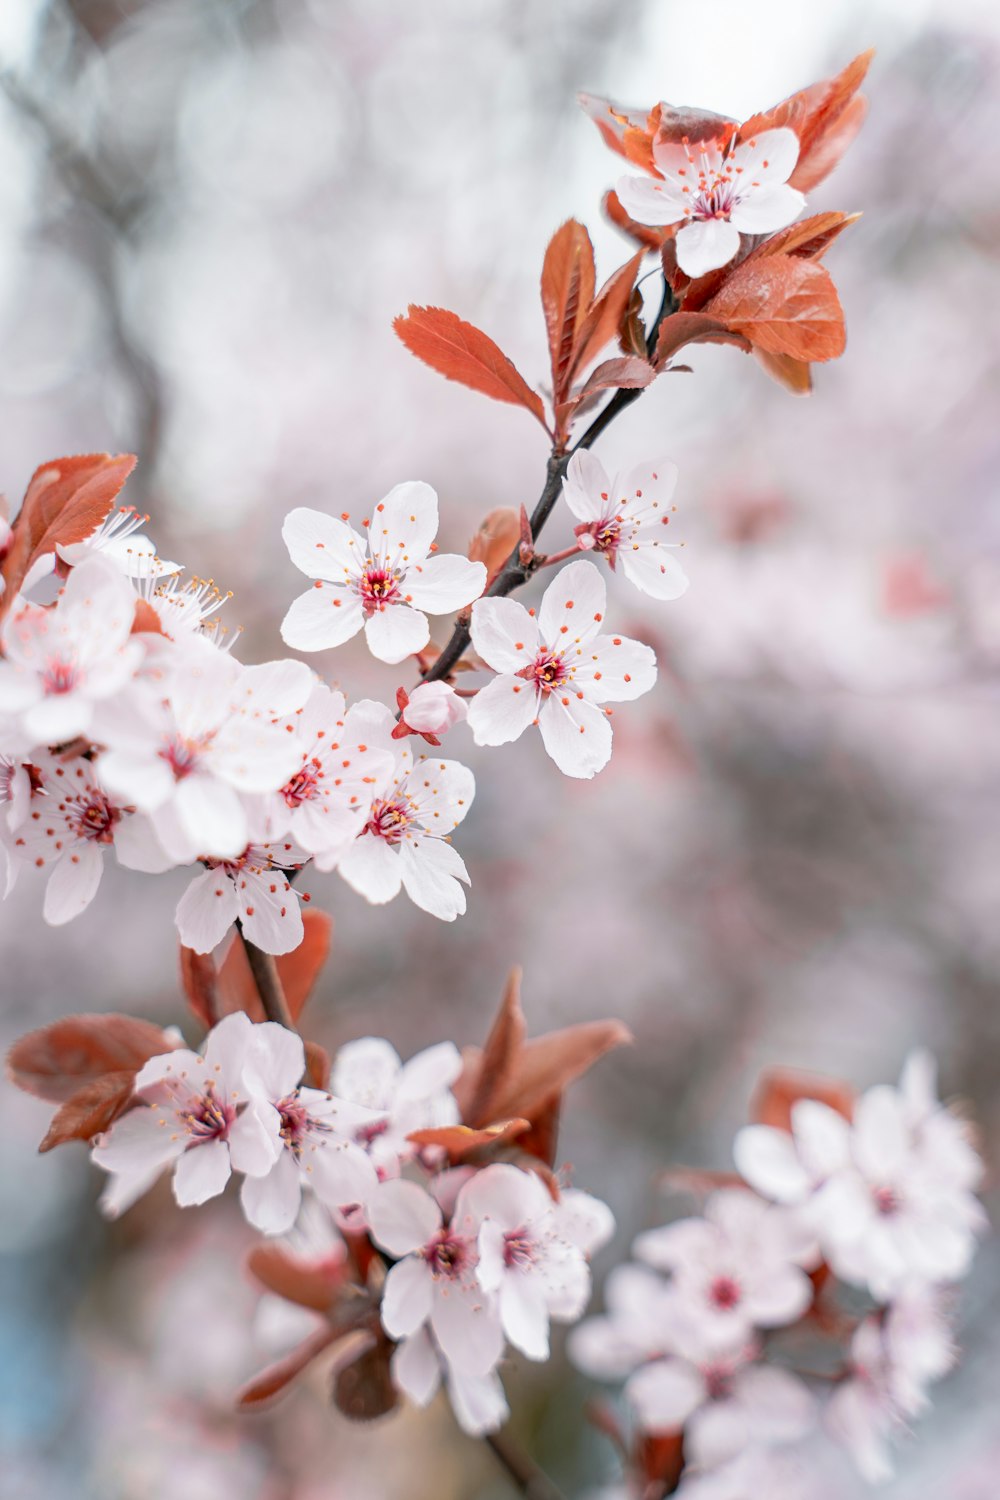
(408, 1118, 530, 1160)
(457, 967, 527, 1127)
(604, 189, 672, 252)
(619, 285, 649, 358)
(468, 506, 521, 581)
(572, 250, 645, 379)
(246, 1242, 348, 1313)
(754, 211, 862, 262)
(578, 93, 661, 173)
(754, 348, 813, 395)
(237, 1325, 340, 1410)
(497, 1018, 632, 1122)
(575, 356, 656, 399)
(653, 105, 736, 148)
(179, 945, 218, 1029)
(7, 1014, 173, 1104)
(0, 453, 137, 618)
(541, 220, 596, 403)
(752, 1068, 856, 1131)
(215, 908, 333, 1023)
(640, 1431, 686, 1492)
(516, 1092, 561, 1168)
(131, 597, 165, 635)
(304, 1039, 331, 1090)
(739, 50, 874, 193)
(654, 313, 752, 367)
(393, 306, 548, 429)
(38, 1071, 137, 1152)
(703, 255, 846, 362)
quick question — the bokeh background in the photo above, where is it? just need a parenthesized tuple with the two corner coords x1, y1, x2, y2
(2, 1, 1000, 1496)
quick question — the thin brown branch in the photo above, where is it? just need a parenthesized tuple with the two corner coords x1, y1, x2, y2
(484, 1431, 568, 1500)
(237, 923, 296, 1030)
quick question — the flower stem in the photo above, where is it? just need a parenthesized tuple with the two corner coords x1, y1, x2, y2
(237, 924, 296, 1030)
(484, 1431, 568, 1500)
(419, 276, 677, 688)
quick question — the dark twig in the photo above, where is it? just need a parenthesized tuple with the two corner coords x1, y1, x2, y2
(484, 1431, 569, 1500)
(420, 277, 677, 687)
(237, 923, 295, 1030)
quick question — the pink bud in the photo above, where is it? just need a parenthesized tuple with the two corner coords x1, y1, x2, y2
(402, 681, 467, 736)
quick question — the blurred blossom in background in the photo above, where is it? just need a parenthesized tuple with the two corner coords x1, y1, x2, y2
(2, 1, 999, 1496)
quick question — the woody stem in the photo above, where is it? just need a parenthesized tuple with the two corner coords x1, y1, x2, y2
(419, 276, 677, 687)
(484, 1432, 568, 1500)
(237, 923, 296, 1030)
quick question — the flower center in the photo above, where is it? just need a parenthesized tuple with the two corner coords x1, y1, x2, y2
(42, 656, 80, 695)
(64, 790, 120, 844)
(355, 1118, 390, 1147)
(503, 1230, 536, 1270)
(873, 1185, 899, 1216)
(181, 1084, 235, 1142)
(365, 797, 411, 844)
(277, 1093, 317, 1155)
(159, 736, 204, 781)
(704, 1362, 735, 1401)
(708, 1274, 742, 1310)
(423, 1229, 470, 1279)
(283, 760, 322, 807)
(358, 564, 401, 614)
(525, 649, 570, 693)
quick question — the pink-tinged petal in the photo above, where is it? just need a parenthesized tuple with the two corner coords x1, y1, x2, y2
(617, 458, 679, 520)
(91, 1104, 187, 1179)
(626, 1357, 705, 1432)
(476, 1219, 507, 1294)
(134, 1047, 203, 1094)
(172, 1139, 232, 1206)
(684, 1398, 750, 1468)
(575, 633, 657, 704)
(98, 1159, 173, 1219)
(309, 1138, 379, 1212)
(826, 1379, 894, 1484)
(374, 480, 440, 567)
(538, 559, 606, 648)
(733, 1125, 813, 1204)
(500, 1275, 551, 1360)
(397, 1041, 462, 1103)
(175, 869, 241, 954)
(852, 1085, 909, 1179)
(332, 1036, 401, 1105)
(537, 694, 613, 780)
(431, 1283, 504, 1377)
(382, 1256, 435, 1339)
(554, 1188, 615, 1255)
(460, 1161, 548, 1233)
(174, 774, 247, 860)
(446, 1366, 509, 1436)
(791, 1099, 852, 1177)
(228, 1101, 283, 1177)
(98, 749, 175, 812)
(241, 1150, 303, 1235)
(406, 756, 475, 832)
(634, 1217, 716, 1273)
(369, 1178, 442, 1256)
(745, 1266, 813, 1329)
(24, 693, 93, 745)
(402, 681, 467, 735)
(469, 596, 538, 673)
(735, 1364, 815, 1443)
(203, 1011, 254, 1089)
(113, 813, 176, 873)
(620, 541, 689, 601)
(732, 127, 800, 187)
(363, 603, 430, 664)
(675, 219, 741, 278)
(282, 507, 366, 582)
(562, 450, 613, 523)
(248, 1023, 306, 1099)
(729, 183, 805, 234)
(466, 673, 537, 747)
(392, 1329, 441, 1407)
(280, 584, 364, 652)
(240, 873, 304, 957)
(398, 836, 468, 922)
(336, 832, 403, 904)
(43, 843, 104, 926)
(239, 658, 314, 718)
(615, 173, 689, 227)
(405, 554, 486, 614)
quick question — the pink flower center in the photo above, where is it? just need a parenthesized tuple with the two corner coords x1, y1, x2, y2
(0, 759, 14, 803)
(503, 1230, 536, 1270)
(708, 1274, 742, 1311)
(64, 789, 120, 844)
(524, 649, 570, 693)
(577, 515, 623, 558)
(42, 656, 80, 695)
(355, 1118, 390, 1148)
(690, 178, 739, 221)
(181, 1085, 235, 1142)
(873, 1185, 899, 1216)
(704, 1362, 735, 1401)
(277, 1093, 318, 1154)
(364, 797, 411, 844)
(159, 736, 203, 781)
(423, 1229, 470, 1279)
(283, 760, 322, 807)
(358, 564, 401, 614)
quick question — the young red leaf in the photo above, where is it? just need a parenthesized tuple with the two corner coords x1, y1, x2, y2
(407, 1118, 530, 1161)
(541, 220, 596, 403)
(393, 305, 548, 430)
(38, 1070, 137, 1152)
(575, 355, 656, 399)
(497, 1017, 632, 1122)
(754, 211, 862, 262)
(237, 1325, 340, 1411)
(754, 348, 813, 395)
(604, 189, 672, 252)
(578, 93, 662, 173)
(571, 250, 645, 379)
(467, 506, 521, 581)
(654, 313, 751, 367)
(752, 1067, 856, 1131)
(703, 255, 846, 362)
(7, 1014, 173, 1104)
(179, 944, 218, 1029)
(246, 1242, 348, 1313)
(739, 50, 874, 193)
(304, 1039, 331, 1090)
(456, 966, 527, 1128)
(215, 908, 333, 1023)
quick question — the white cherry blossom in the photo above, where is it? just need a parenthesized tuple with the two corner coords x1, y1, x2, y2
(0, 555, 142, 745)
(330, 1035, 462, 1177)
(0, 753, 32, 895)
(328, 701, 474, 921)
(368, 1174, 504, 1378)
(460, 1162, 614, 1360)
(568, 1261, 684, 1382)
(91, 1012, 280, 1216)
(57, 505, 182, 579)
(562, 451, 689, 601)
(174, 837, 310, 955)
(280, 482, 486, 664)
(398, 680, 468, 740)
(391, 1325, 510, 1436)
(238, 1022, 380, 1235)
(632, 1188, 815, 1352)
(467, 559, 657, 778)
(97, 633, 314, 862)
(616, 127, 805, 277)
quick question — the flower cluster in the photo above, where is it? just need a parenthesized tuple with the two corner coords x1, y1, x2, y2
(570, 1053, 985, 1492)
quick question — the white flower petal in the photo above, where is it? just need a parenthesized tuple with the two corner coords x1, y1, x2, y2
(282, 507, 365, 581)
(675, 219, 741, 278)
(43, 843, 104, 925)
(537, 693, 613, 779)
(337, 832, 403, 904)
(172, 1140, 232, 1206)
(363, 603, 430, 664)
(369, 1178, 442, 1257)
(280, 585, 364, 652)
(538, 559, 606, 647)
(469, 595, 538, 672)
(175, 869, 241, 954)
(405, 554, 486, 614)
(382, 1257, 435, 1339)
(466, 673, 537, 747)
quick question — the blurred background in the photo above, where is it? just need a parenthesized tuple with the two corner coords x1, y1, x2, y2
(1, 1, 999, 1496)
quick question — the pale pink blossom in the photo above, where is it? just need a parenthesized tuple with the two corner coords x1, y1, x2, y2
(7, 752, 172, 924)
(57, 506, 182, 579)
(330, 1035, 462, 1176)
(625, 1336, 814, 1468)
(391, 1325, 510, 1436)
(238, 1022, 380, 1234)
(280, 483, 486, 664)
(97, 633, 313, 861)
(174, 837, 310, 955)
(0, 555, 142, 745)
(632, 1188, 815, 1352)
(562, 451, 688, 601)
(734, 1054, 985, 1299)
(568, 1261, 684, 1381)
(0, 753, 32, 895)
(368, 1174, 504, 1378)
(616, 127, 805, 277)
(328, 701, 474, 921)
(459, 1162, 614, 1360)
(398, 680, 468, 739)
(467, 559, 657, 779)
(91, 1012, 281, 1216)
